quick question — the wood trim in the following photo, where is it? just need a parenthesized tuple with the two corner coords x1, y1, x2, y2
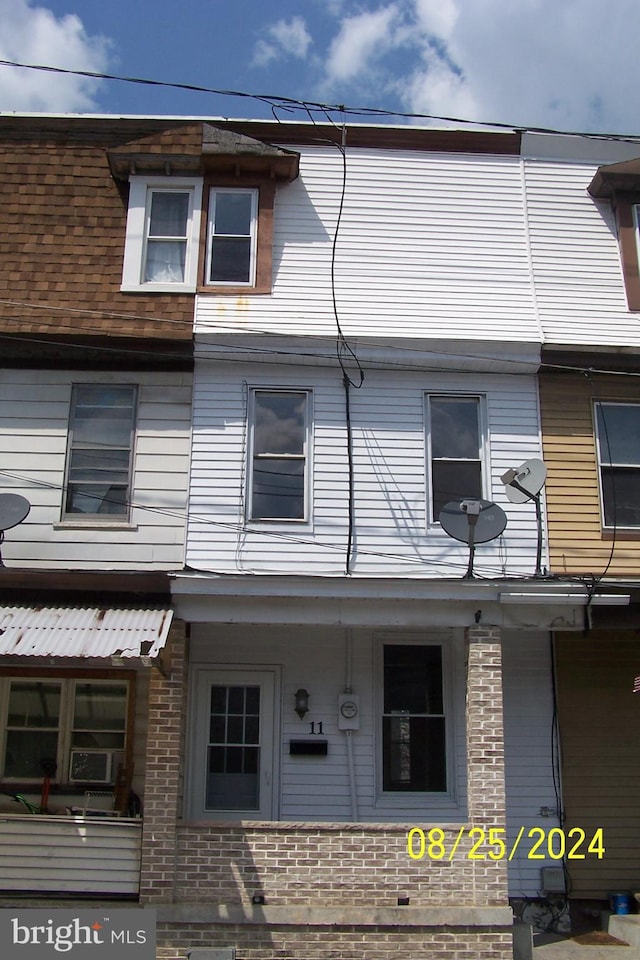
(614, 194, 640, 311)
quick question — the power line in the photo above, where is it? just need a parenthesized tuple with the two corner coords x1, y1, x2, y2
(1, 59, 640, 143)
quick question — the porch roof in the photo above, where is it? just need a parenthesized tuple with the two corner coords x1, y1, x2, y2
(0, 606, 173, 659)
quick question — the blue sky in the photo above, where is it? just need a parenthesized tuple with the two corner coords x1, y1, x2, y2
(0, 0, 639, 134)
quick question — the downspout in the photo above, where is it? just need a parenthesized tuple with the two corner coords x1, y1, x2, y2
(344, 629, 359, 821)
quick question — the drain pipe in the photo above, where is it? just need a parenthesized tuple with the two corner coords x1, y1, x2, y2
(343, 630, 359, 822)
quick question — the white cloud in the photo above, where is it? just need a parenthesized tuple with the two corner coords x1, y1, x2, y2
(253, 16, 312, 68)
(312, 0, 640, 134)
(0, 0, 112, 112)
(325, 4, 403, 83)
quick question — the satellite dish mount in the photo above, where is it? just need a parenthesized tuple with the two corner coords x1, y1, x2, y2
(439, 498, 508, 579)
(501, 459, 547, 577)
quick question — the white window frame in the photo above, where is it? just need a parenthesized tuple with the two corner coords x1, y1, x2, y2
(0, 677, 130, 786)
(121, 176, 203, 292)
(375, 636, 456, 809)
(205, 187, 258, 287)
(425, 393, 488, 526)
(246, 388, 312, 524)
(594, 400, 640, 529)
(62, 383, 137, 522)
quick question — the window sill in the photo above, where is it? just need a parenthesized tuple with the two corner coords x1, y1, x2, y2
(54, 521, 139, 532)
(197, 284, 271, 296)
(120, 282, 196, 294)
(602, 527, 640, 540)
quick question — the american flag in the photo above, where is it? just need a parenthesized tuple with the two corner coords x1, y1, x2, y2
(634, 675, 640, 694)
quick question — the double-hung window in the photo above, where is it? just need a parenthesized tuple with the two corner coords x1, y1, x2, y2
(594, 401, 640, 527)
(248, 389, 310, 522)
(382, 643, 447, 793)
(206, 188, 258, 286)
(1, 677, 130, 785)
(427, 394, 484, 522)
(63, 384, 137, 519)
(121, 177, 203, 292)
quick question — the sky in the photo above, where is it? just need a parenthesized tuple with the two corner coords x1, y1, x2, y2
(0, 0, 638, 135)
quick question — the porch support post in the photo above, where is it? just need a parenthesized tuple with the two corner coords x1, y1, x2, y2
(139, 619, 187, 903)
(465, 623, 508, 903)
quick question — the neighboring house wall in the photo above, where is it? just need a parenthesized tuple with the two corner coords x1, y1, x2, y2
(187, 362, 543, 578)
(555, 631, 640, 899)
(0, 121, 196, 340)
(0, 368, 192, 569)
(539, 370, 640, 577)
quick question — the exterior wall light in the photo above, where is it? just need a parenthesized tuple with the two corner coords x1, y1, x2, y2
(294, 688, 309, 719)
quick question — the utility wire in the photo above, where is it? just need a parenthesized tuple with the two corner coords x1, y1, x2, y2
(1, 59, 640, 143)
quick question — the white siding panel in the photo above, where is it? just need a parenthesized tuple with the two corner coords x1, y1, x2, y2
(186, 361, 544, 579)
(0, 369, 192, 569)
(524, 159, 640, 346)
(196, 147, 538, 343)
(189, 624, 467, 824)
(503, 630, 561, 898)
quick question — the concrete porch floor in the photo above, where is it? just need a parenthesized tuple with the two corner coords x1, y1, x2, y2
(531, 915, 640, 959)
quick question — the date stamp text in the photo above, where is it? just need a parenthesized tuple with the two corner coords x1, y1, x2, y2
(407, 826, 605, 861)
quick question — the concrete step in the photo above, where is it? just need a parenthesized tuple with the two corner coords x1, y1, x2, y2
(608, 914, 640, 948)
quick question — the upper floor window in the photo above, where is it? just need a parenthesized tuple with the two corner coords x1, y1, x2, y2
(1, 677, 130, 785)
(63, 384, 137, 520)
(121, 176, 275, 295)
(248, 389, 311, 522)
(427, 395, 484, 522)
(382, 643, 447, 793)
(206, 188, 258, 286)
(595, 401, 640, 527)
(121, 177, 203, 292)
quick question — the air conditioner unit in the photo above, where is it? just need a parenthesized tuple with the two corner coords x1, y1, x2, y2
(69, 750, 113, 783)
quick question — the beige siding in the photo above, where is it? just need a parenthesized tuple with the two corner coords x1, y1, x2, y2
(555, 633, 640, 899)
(540, 370, 640, 577)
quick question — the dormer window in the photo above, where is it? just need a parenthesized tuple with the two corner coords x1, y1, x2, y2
(206, 188, 258, 286)
(121, 177, 203, 293)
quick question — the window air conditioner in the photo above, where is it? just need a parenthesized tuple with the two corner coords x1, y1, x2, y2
(69, 750, 113, 783)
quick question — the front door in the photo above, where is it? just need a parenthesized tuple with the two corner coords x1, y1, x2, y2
(191, 669, 277, 819)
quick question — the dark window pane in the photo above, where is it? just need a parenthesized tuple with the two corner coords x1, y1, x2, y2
(65, 483, 128, 516)
(384, 645, 443, 714)
(214, 193, 253, 235)
(601, 467, 640, 526)
(148, 192, 189, 237)
(227, 716, 244, 744)
(254, 393, 305, 455)
(382, 717, 446, 791)
(8, 681, 61, 727)
(252, 460, 304, 519)
(210, 238, 251, 283)
(227, 687, 245, 714)
(209, 715, 226, 743)
(225, 746, 243, 774)
(210, 687, 226, 714)
(596, 404, 640, 465)
(245, 687, 260, 714)
(4, 731, 59, 778)
(244, 746, 259, 774)
(431, 397, 480, 459)
(244, 715, 260, 744)
(73, 683, 127, 731)
(71, 731, 124, 749)
(432, 460, 482, 520)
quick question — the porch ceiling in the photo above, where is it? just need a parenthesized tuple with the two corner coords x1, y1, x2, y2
(0, 606, 173, 659)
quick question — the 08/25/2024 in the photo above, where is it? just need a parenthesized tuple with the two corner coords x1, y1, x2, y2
(407, 826, 605, 861)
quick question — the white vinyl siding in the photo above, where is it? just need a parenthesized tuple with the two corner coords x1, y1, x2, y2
(0, 369, 192, 569)
(523, 157, 640, 347)
(187, 362, 543, 578)
(195, 146, 538, 342)
(189, 624, 467, 823)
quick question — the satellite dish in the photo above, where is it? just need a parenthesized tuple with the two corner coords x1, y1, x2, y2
(502, 458, 547, 504)
(0, 493, 31, 567)
(439, 499, 507, 578)
(501, 459, 547, 577)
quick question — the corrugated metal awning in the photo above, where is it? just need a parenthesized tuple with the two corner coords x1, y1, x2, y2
(0, 607, 173, 659)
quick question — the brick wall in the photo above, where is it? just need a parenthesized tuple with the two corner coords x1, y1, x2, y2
(140, 621, 512, 959)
